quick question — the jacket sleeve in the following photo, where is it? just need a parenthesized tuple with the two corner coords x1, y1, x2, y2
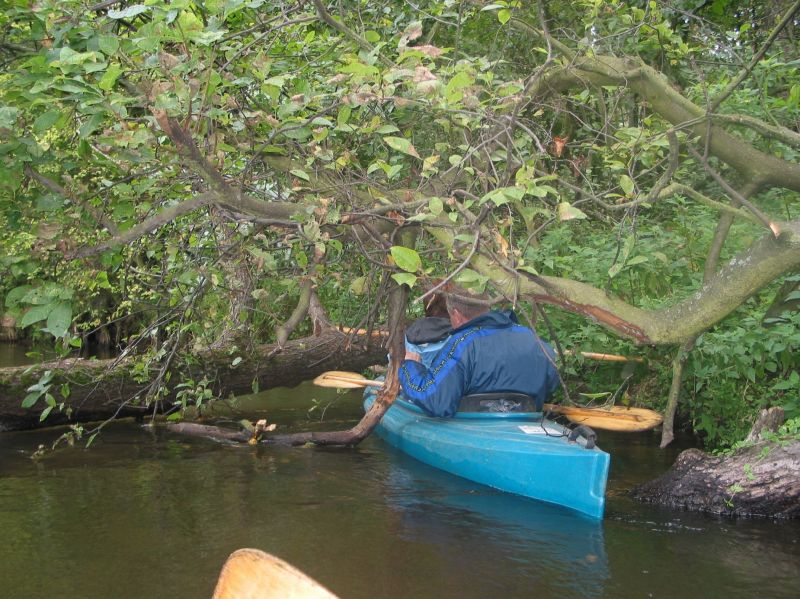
(399, 354, 467, 418)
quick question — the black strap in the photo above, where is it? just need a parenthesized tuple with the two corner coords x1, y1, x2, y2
(568, 425, 597, 450)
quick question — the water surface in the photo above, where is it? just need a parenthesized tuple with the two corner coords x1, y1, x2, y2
(0, 381, 797, 598)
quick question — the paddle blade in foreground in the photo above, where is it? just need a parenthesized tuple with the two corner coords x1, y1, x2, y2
(213, 548, 338, 599)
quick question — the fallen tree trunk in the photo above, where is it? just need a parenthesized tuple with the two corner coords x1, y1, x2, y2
(0, 329, 385, 432)
(631, 409, 800, 518)
(167, 282, 411, 447)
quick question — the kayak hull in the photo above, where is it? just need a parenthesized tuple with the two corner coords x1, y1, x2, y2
(365, 393, 610, 519)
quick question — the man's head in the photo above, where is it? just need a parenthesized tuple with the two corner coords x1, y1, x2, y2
(423, 291, 449, 318)
(443, 284, 490, 328)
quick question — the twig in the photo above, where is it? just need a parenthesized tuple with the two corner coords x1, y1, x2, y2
(687, 145, 779, 236)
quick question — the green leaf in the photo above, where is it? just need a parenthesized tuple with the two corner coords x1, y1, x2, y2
(231, 356, 242, 367)
(339, 60, 379, 78)
(557, 202, 587, 221)
(20, 304, 55, 328)
(626, 255, 648, 266)
(98, 36, 119, 55)
(39, 405, 54, 422)
(375, 124, 400, 134)
(79, 113, 105, 138)
(608, 262, 624, 279)
(98, 64, 123, 91)
(337, 105, 351, 127)
(22, 392, 40, 408)
(498, 9, 511, 24)
(428, 196, 444, 216)
(108, 5, 149, 20)
(386, 164, 403, 179)
(33, 111, 62, 134)
(480, 186, 525, 206)
(445, 71, 474, 103)
(0, 106, 20, 128)
(349, 276, 367, 295)
(391, 273, 417, 288)
(455, 269, 488, 293)
(5, 285, 32, 308)
(364, 30, 380, 43)
(290, 168, 310, 182)
(46, 302, 72, 338)
(35, 194, 64, 212)
(390, 246, 422, 272)
(383, 136, 421, 159)
(620, 175, 635, 196)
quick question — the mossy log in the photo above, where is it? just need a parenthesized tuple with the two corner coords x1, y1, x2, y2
(631, 409, 800, 518)
(0, 330, 384, 431)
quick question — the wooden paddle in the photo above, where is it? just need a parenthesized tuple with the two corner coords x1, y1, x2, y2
(313, 371, 663, 433)
(213, 548, 338, 599)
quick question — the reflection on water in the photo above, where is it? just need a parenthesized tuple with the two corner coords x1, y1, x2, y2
(0, 343, 110, 367)
(379, 453, 608, 598)
(0, 383, 798, 599)
(0, 344, 51, 367)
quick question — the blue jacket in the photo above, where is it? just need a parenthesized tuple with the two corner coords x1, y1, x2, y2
(399, 310, 559, 417)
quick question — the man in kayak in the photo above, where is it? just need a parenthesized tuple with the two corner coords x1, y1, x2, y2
(400, 285, 560, 417)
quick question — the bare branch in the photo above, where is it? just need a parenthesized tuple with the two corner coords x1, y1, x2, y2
(687, 145, 780, 235)
(713, 113, 800, 151)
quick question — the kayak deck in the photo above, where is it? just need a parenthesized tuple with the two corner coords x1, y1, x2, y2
(365, 393, 610, 519)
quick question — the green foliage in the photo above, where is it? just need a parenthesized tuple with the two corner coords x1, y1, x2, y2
(0, 0, 797, 448)
(686, 311, 800, 448)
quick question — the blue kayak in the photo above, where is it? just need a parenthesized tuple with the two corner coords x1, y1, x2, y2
(364, 391, 610, 519)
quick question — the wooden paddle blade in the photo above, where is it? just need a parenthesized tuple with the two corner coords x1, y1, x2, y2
(213, 548, 338, 599)
(312, 371, 382, 388)
(546, 405, 663, 432)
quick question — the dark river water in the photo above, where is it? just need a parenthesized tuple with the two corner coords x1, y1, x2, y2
(0, 352, 798, 598)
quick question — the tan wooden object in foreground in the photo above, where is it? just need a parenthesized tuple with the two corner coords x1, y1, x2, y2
(212, 548, 338, 599)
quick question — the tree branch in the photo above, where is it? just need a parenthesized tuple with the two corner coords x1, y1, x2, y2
(311, 0, 396, 68)
(708, 0, 800, 112)
(426, 219, 800, 346)
(712, 113, 800, 151)
(529, 58, 800, 192)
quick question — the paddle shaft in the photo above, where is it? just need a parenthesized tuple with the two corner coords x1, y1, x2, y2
(337, 328, 644, 363)
(317, 373, 651, 422)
